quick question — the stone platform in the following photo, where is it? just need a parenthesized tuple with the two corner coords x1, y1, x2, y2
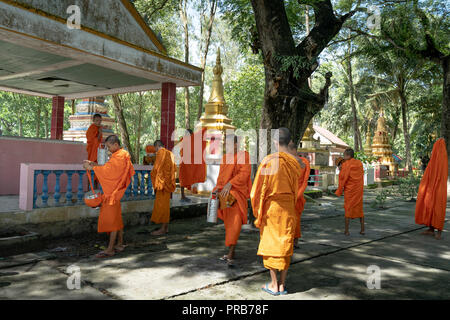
(0, 189, 449, 300)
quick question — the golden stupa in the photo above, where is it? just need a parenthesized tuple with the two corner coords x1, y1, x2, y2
(300, 120, 321, 150)
(198, 48, 235, 133)
(372, 109, 397, 173)
(364, 130, 373, 157)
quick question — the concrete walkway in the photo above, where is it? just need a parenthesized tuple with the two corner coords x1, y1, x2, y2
(0, 188, 449, 300)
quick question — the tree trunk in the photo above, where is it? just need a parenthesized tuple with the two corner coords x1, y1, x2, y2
(251, 0, 352, 144)
(18, 116, 23, 137)
(44, 106, 49, 139)
(35, 101, 41, 138)
(305, 6, 312, 88)
(439, 56, 450, 187)
(111, 94, 136, 163)
(134, 92, 144, 163)
(180, 0, 191, 129)
(347, 41, 362, 152)
(399, 88, 412, 171)
(197, 0, 217, 120)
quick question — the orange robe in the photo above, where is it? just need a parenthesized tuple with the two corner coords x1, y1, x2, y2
(150, 148, 176, 224)
(335, 158, 364, 218)
(415, 138, 448, 231)
(213, 151, 252, 247)
(86, 124, 102, 162)
(179, 128, 207, 188)
(295, 157, 310, 239)
(251, 152, 301, 271)
(93, 148, 135, 233)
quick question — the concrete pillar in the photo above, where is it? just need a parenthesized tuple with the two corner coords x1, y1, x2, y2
(161, 83, 176, 150)
(50, 96, 65, 140)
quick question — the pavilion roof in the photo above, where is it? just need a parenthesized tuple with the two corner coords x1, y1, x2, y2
(0, 0, 202, 99)
(313, 124, 350, 149)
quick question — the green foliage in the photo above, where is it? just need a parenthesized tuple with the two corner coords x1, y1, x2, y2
(371, 187, 392, 209)
(273, 54, 317, 79)
(224, 64, 264, 131)
(395, 175, 422, 201)
(354, 151, 377, 165)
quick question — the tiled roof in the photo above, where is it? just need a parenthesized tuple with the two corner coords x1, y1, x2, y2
(313, 125, 349, 148)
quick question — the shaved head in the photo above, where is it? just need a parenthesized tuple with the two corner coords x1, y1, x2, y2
(154, 140, 164, 148)
(105, 135, 121, 146)
(277, 127, 291, 147)
(344, 148, 355, 158)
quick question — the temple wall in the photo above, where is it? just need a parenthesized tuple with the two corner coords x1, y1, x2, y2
(0, 136, 87, 195)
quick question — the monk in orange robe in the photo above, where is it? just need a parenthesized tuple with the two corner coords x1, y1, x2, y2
(150, 140, 176, 235)
(415, 138, 448, 240)
(287, 142, 310, 248)
(251, 128, 301, 296)
(143, 145, 156, 165)
(86, 114, 103, 162)
(179, 128, 207, 202)
(212, 134, 252, 265)
(335, 148, 365, 236)
(83, 135, 135, 258)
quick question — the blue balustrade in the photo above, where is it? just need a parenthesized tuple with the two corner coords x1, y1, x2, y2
(33, 170, 41, 208)
(54, 170, 63, 206)
(66, 170, 75, 205)
(140, 172, 146, 199)
(31, 168, 153, 209)
(41, 170, 51, 207)
(133, 173, 138, 197)
(77, 171, 85, 203)
(125, 181, 132, 201)
(147, 171, 154, 199)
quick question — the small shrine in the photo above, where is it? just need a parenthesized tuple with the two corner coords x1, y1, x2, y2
(372, 109, 398, 180)
(197, 49, 235, 160)
(63, 97, 115, 143)
(364, 131, 373, 157)
(298, 120, 334, 188)
(194, 49, 235, 194)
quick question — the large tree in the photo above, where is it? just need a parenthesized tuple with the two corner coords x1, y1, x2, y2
(245, 0, 364, 144)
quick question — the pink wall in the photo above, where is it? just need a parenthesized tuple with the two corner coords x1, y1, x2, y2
(0, 136, 88, 195)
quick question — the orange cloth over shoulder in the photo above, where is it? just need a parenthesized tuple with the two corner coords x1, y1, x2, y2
(93, 148, 135, 233)
(295, 156, 310, 239)
(179, 128, 207, 188)
(415, 138, 448, 231)
(86, 124, 102, 162)
(335, 157, 364, 219)
(213, 151, 252, 246)
(213, 151, 252, 224)
(150, 148, 176, 224)
(251, 152, 301, 270)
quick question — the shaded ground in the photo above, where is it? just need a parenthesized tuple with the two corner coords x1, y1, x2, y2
(0, 189, 449, 300)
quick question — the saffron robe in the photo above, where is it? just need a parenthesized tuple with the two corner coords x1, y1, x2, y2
(251, 152, 301, 271)
(415, 138, 448, 231)
(295, 156, 310, 239)
(213, 151, 252, 246)
(335, 158, 364, 219)
(179, 128, 207, 188)
(151, 148, 176, 224)
(93, 148, 135, 233)
(86, 124, 102, 162)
